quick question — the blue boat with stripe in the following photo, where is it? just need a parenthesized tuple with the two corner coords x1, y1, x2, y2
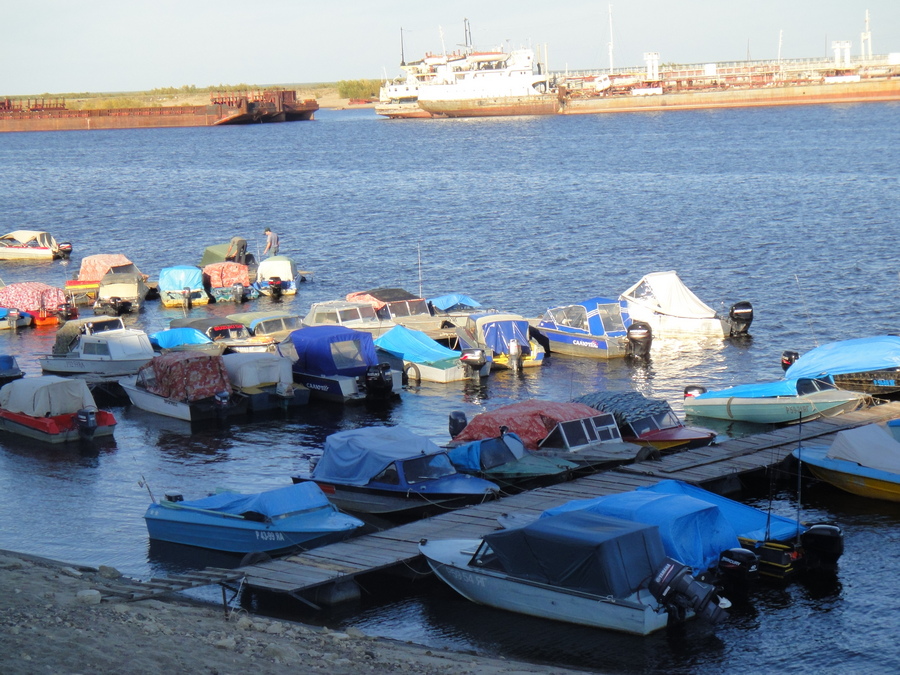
(536, 297, 652, 359)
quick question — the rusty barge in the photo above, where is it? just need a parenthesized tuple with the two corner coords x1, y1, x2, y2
(0, 90, 318, 133)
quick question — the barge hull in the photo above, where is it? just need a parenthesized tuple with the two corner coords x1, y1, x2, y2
(418, 95, 559, 118)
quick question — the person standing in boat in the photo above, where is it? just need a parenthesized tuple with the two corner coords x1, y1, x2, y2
(263, 227, 279, 257)
(226, 235, 247, 264)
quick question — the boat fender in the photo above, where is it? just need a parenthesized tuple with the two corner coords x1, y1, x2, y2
(404, 362, 421, 384)
(781, 350, 800, 372)
(684, 386, 707, 399)
(240, 551, 272, 567)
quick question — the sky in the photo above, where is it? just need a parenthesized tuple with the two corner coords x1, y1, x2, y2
(2, 1, 899, 95)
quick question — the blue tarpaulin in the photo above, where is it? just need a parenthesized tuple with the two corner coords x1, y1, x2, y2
(174, 482, 331, 518)
(283, 326, 378, 377)
(692, 379, 805, 399)
(429, 294, 482, 311)
(479, 317, 531, 355)
(448, 432, 528, 471)
(158, 265, 203, 292)
(785, 336, 900, 379)
(149, 327, 213, 350)
(374, 325, 460, 364)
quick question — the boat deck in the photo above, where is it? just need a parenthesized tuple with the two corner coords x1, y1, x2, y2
(231, 401, 900, 599)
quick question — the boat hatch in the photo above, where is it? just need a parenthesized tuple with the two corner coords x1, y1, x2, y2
(540, 413, 622, 450)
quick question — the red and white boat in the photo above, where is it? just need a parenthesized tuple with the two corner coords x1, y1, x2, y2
(0, 230, 71, 260)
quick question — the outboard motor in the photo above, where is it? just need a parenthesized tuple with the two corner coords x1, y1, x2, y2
(800, 523, 844, 571)
(728, 301, 754, 336)
(448, 410, 468, 438)
(164, 492, 184, 503)
(684, 385, 708, 399)
(626, 321, 653, 359)
(459, 348, 487, 378)
(717, 547, 760, 589)
(76, 408, 98, 440)
(231, 282, 245, 303)
(7, 308, 20, 329)
(781, 350, 800, 372)
(648, 558, 730, 624)
(57, 302, 78, 321)
(268, 277, 284, 300)
(57, 242, 73, 258)
(507, 339, 523, 371)
(364, 363, 394, 399)
(214, 391, 231, 420)
(181, 287, 193, 310)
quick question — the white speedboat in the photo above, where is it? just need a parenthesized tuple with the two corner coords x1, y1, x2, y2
(0, 230, 71, 260)
(39, 316, 155, 376)
(620, 271, 753, 338)
(419, 510, 729, 635)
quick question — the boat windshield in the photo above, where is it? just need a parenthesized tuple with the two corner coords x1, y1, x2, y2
(597, 304, 626, 333)
(540, 414, 621, 450)
(544, 305, 588, 331)
(338, 306, 378, 322)
(258, 316, 303, 335)
(402, 453, 456, 484)
(796, 377, 837, 394)
(209, 324, 249, 340)
(479, 439, 517, 469)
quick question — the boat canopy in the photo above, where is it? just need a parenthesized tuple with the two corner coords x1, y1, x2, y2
(540, 491, 740, 574)
(222, 352, 293, 388)
(171, 482, 333, 519)
(78, 254, 139, 282)
(374, 325, 460, 364)
(279, 326, 378, 377)
(785, 336, 900, 379)
(823, 424, 900, 473)
(0, 282, 66, 312)
(429, 294, 482, 312)
(0, 375, 96, 416)
(312, 427, 446, 486)
(468, 313, 531, 355)
(256, 256, 297, 282)
(52, 316, 127, 354)
(158, 265, 204, 292)
(692, 377, 833, 399)
(0, 230, 59, 248)
(203, 261, 250, 289)
(447, 432, 529, 471)
(575, 390, 675, 426)
(346, 287, 421, 310)
(452, 399, 602, 449)
(638, 480, 806, 542)
(137, 352, 232, 402)
(227, 312, 303, 338)
(482, 510, 666, 598)
(540, 297, 629, 336)
(620, 271, 717, 319)
(149, 327, 213, 350)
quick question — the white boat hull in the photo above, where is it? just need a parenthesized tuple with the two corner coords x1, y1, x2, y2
(39, 355, 152, 376)
(684, 390, 866, 424)
(420, 539, 670, 635)
(119, 376, 192, 421)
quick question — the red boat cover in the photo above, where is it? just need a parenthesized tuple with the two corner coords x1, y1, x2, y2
(345, 288, 422, 311)
(452, 399, 602, 449)
(203, 261, 250, 289)
(138, 352, 232, 402)
(0, 282, 66, 311)
(78, 254, 134, 282)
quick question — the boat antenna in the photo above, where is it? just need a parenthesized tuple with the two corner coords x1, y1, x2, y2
(400, 27, 406, 66)
(464, 18, 473, 52)
(794, 274, 818, 347)
(439, 25, 446, 57)
(417, 241, 423, 299)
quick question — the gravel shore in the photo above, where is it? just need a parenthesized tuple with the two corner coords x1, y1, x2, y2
(1, 550, 588, 675)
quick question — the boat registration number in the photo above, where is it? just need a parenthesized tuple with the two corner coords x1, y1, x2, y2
(255, 531, 285, 542)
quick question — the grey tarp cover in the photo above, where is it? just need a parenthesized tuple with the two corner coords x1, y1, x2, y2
(0, 376, 96, 416)
(620, 271, 717, 319)
(825, 423, 900, 473)
(483, 510, 666, 598)
(574, 390, 673, 426)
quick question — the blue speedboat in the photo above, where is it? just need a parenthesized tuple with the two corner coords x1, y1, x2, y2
(782, 335, 900, 397)
(144, 482, 365, 554)
(536, 297, 653, 359)
(278, 326, 402, 403)
(292, 427, 499, 519)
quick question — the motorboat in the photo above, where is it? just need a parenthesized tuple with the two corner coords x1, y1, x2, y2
(144, 482, 365, 554)
(345, 288, 456, 341)
(793, 423, 900, 502)
(374, 324, 491, 383)
(448, 399, 648, 468)
(292, 427, 499, 519)
(0, 281, 73, 327)
(419, 510, 730, 635)
(0, 355, 23, 387)
(575, 390, 716, 451)
(157, 265, 209, 308)
(455, 312, 545, 370)
(427, 293, 485, 325)
(639, 480, 844, 580)
(80, 254, 149, 314)
(202, 261, 258, 303)
(536, 297, 653, 359)
(169, 317, 274, 353)
(198, 241, 257, 278)
(148, 327, 227, 356)
(0, 230, 71, 260)
(447, 429, 577, 492)
(221, 352, 309, 412)
(303, 300, 394, 337)
(39, 316, 155, 376)
(227, 311, 304, 342)
(119, 352, 248, 422)
(0, 308, 32, 330)
(620, 271, 753, 338)
(683, 377, 869, 424)
(254, 256, 304, 297)
(277, 326, 402, 403)
(0, 376, 116, 443)
(782, 336, 900, 397)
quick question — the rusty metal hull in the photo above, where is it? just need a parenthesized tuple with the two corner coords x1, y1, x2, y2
(418, 95, 560, 118)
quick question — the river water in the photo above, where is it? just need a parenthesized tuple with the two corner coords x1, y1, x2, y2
(1, 103, 899, 673)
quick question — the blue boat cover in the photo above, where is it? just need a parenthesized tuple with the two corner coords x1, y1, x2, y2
(429, 294, 482, 311)
(374, 325, 460, 364)
(174, 482, 331, 519)
(692, 379, 804, 399)
(149, 327, 213, 349)
(158, 265, 204, 292)
(785, 336, 900, 379)
(540, 491, 740, 573)
(483, 510, 666, 598)
(312, 427, 445, 486)
(284, 326, 377, 377)
(639, 480, 805, 542)
(448, 432, 528, 471)
(476, 315, 531, 355)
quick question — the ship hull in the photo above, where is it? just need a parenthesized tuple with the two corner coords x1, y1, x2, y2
(418, 95, 560, 118)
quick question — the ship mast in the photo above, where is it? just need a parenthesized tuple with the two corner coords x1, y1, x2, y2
(607, 4, 614, 73)
(400, 27, 406, 66)
(861, 10, 872, 60)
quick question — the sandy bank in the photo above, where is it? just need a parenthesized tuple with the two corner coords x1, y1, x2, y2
(0, 549, 588, 675)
